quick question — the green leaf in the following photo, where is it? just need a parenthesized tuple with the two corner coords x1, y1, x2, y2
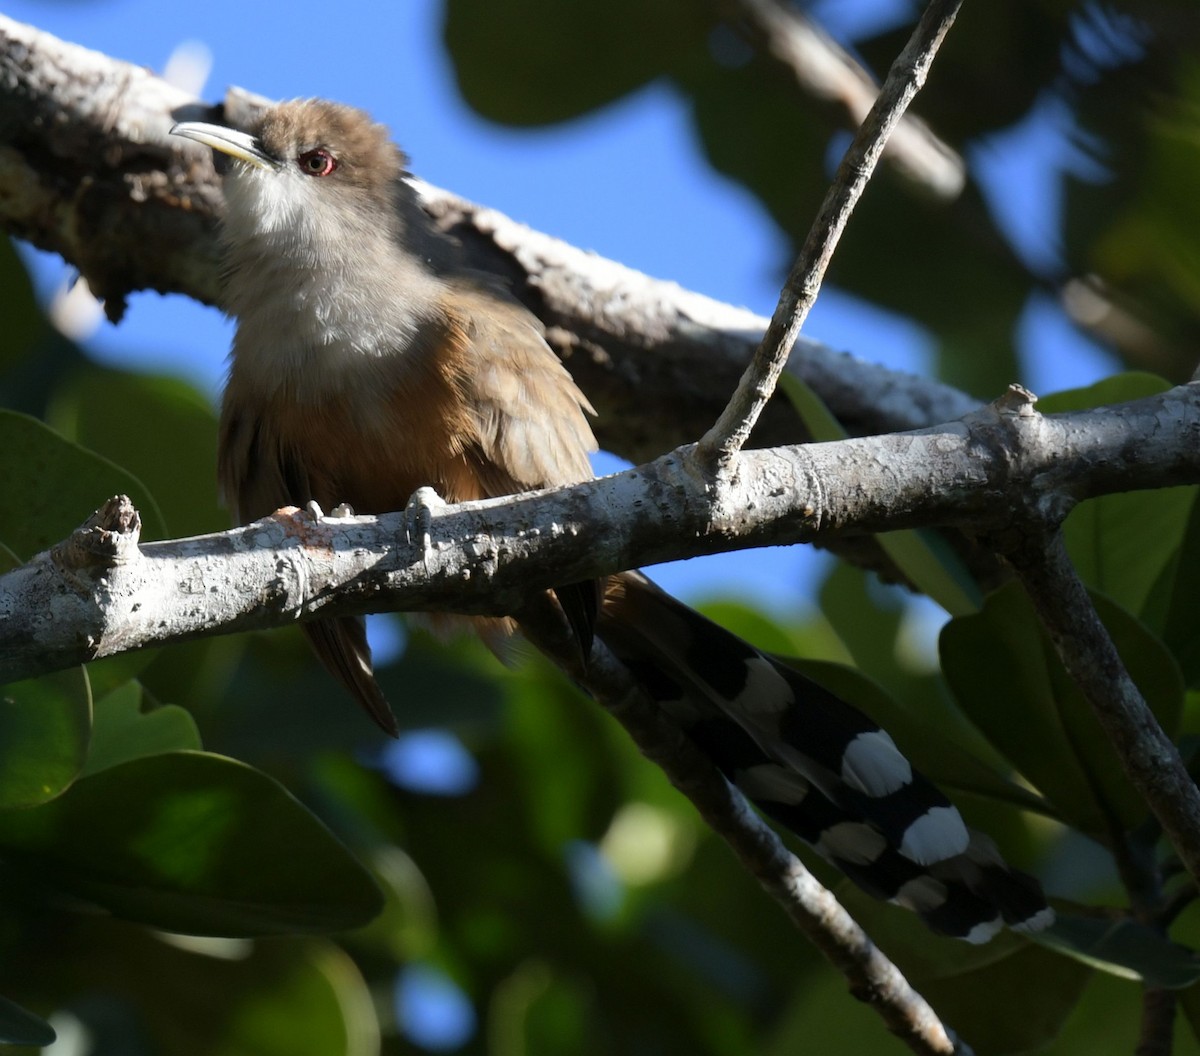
(504, 655, 620, 853)
(819, 562, 908, 682)
(1036, 372, 1171, 415)
(0, 751, 383, 936)
(82, 682, 201, 777)
(777, 372, 847, 443)
(0, 237, 44, 373)
(445, 0, 708, 125)
(694, 598, 832, 660)
(47, 366, 225, 538)
(1064, 481, 1196, 618)
(1033, 915, 1200, 989)
(941, 581, 1184, 836)
(488, 961, 590, 1056)
(83, 651, 164, 700)
(876, 527, 983, 617)
(819, 563, 1012, 773)
(0, 410, 165, 559)
(0, 992, 56, 1047)
(11, 922, 378, 1056)
(1181, 982, 1200, 1047)
(1153, 491, 1200, 688)
(0, 669, 91, 810)
(766, 969, 892, 1056)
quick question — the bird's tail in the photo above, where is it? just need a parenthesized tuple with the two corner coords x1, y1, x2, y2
(599, 571, 1053, 942)
(304, 616, 400, 737)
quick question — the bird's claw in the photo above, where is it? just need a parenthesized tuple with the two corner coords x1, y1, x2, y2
(405, 486, 446, 564)
(305, 500, 355, 522)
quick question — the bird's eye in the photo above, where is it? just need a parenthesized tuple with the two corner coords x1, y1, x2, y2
(297, 148, 337, 177)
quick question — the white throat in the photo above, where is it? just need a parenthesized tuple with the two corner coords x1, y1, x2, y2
(219, 165, 446, 404)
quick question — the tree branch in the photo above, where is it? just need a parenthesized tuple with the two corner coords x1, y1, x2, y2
(699, 0, 964, 462)
(1009, 529, 1200, 892)
(6, 383, 1200, 683)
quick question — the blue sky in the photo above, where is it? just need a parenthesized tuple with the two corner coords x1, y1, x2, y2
(7, 0, 1114, 613)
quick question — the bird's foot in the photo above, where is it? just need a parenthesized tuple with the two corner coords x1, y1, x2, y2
(304, 501, 355, 521)
(404, 486, 447, 564)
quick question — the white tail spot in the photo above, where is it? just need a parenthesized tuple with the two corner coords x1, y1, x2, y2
(841, 730, 912, 797)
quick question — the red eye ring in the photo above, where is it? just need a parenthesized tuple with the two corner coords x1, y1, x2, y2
(297, 148, 337, 177)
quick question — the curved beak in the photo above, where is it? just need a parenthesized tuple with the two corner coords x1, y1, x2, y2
(170, 121, 276, 170)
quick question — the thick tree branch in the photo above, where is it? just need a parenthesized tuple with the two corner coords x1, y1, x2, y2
(5, 383, 1200, 682)
(0, 14, 979, 469)
(700, 0, 964, 462)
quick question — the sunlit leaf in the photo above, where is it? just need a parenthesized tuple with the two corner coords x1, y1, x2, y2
(692, 598, 819, 659)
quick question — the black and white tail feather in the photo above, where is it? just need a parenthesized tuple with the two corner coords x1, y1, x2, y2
(603, 571, 1053, 943)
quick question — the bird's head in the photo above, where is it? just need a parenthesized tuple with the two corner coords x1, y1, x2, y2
(172, 99, 409, 246)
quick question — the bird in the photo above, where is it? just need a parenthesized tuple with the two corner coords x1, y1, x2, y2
(170, 99, 1053, 943)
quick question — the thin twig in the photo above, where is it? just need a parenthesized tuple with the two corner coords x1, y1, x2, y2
(699, 0, 964, 464)
(578, 640, 970, 1056)
(1009, 533, 1200, 892)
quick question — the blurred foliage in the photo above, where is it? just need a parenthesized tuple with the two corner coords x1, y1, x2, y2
(3, 1, 1200, 1054)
